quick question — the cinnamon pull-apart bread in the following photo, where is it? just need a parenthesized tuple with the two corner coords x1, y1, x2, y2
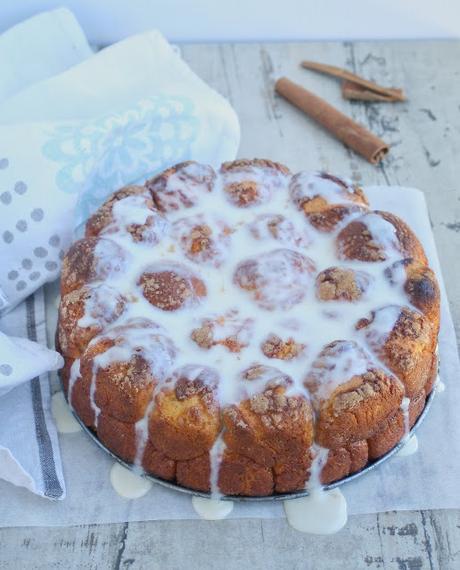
(57, 159, 440, 496)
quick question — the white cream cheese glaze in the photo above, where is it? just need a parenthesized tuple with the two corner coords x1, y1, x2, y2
(400, 397, 411, 442)
(192, 496, 234, 520)
(284, 488, 348, 534)
(396, 434, 419, 457)
(51, 391, 82, 434)
(110, 462, 152, 499)
(435, 375, 446, 393)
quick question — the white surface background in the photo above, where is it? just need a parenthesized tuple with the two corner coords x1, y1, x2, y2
(1, 0, 460, 44)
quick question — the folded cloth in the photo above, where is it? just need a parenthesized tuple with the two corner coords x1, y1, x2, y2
(0, 7, 93, 314)
(0, 29, 239, 314)
(0, 289, 65, 499)
(0, 8, 92, 102)
(0, 7, 93, 498)
(0, 331, 62, 398)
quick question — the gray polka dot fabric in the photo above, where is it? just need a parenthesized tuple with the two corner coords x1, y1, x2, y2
(0, 364, 12, 376)
(0, 160, 64, 311)
(33, 246, 47, 258)
(45, 261, 57, 271)
(0, 191, 12, 204)
(16, 219, 27, 232)
(2, 230, 13, 244)
(0, 139, 68, 312)
(14, 181, 27, 194)
(31, 208, 44, 222)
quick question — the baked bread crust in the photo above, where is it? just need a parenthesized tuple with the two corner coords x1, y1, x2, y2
(58, 159, 440, 496)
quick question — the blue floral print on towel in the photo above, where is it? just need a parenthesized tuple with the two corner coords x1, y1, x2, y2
(42, 96, 199, 225)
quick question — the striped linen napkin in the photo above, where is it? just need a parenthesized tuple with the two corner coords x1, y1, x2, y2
(0, 290, 65, 499)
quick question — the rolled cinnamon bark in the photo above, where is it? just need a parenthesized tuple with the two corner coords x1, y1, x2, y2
(275, 77, 389, 164)
(341, 79, 404, 102)
(301, 60, 406, 102)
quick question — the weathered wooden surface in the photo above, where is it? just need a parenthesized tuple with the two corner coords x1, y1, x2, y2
(0, 510, 459, 569)
(1, 40, 459, 570)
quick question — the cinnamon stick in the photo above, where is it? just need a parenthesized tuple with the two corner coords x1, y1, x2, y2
(301, 60, 406, 102)
(275, 77, 389, 164)
(342, 79, 404, 102)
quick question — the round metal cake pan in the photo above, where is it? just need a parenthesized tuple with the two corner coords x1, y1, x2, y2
(62, 380, 437, 502)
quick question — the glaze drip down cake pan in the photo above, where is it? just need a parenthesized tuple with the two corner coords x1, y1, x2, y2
(56, 159, 441, 498)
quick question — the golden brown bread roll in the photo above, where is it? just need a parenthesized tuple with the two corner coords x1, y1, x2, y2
(321, 440, 368, 485)
(316, 267, 372, 302)
(141, 440, 176, 481)
(305, 340, 405, 448)
(356, 305, 436, 397)
(233, 249, 316, 310)
(221, 159, 290, 208)
(146, 161, 216, 212)
(176, 451, 275, 496)
(96, 413, 176, 481)
(223, 365, 313, 493)
(367, 389, 426, 459)
(337, 210, 428, 263)
(58, 284, 126, 358)
(97, 413, 137, 463)
(172, 213, 232, 267)
(385, 258, 440, 326)
(60, 237, 127, 296)
(78, 319, 175, 423)
(289, 171, 368, 231)
(148, 365, 220, 461)
(70, 372, 95, 428)
(138, 262, 207, 311)
(176, 453, 210, 491)
(218, 451, 275, 496)
(85, 185, 169, 243)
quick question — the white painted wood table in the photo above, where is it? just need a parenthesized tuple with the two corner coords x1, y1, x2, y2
(1, 40, 460, 570)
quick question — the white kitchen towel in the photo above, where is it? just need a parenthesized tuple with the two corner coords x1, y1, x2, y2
(0, 331, 62, 398)
(0, 29, 240, 315)
(0, 7, 92, 313)
(0, 7, 93, 499)
(0, 7, 92, 102)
